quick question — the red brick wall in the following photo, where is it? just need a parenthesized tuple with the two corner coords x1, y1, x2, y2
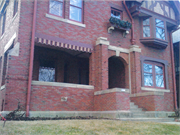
(94, 92, 130, 111)
(131, 95, 166, 111)
(30, 85, 94, 111)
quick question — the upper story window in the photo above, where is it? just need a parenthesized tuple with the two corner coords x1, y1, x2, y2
(0, 11, 6, 36)
(13, 0, 18, 16)
(143, 18, 150, 37)
(69, 0, 82, 22)
(155, 19, 165, 40)
(140, 17, 168, 49)
(143, 61, 165, 88)
(111, 8, 122, 20)
(49, 0, 63, 17)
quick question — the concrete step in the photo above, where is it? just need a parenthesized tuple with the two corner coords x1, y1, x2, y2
(130, 102, 135, 106)
(118, 118, 175, 122)
(132, 114, 148, 118)
(130, 108, 143, 112)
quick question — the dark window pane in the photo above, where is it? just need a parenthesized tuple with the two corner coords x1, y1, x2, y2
(70, 6, 82, 22)
(49, 0, 63, 16)
(144, 63, 152, 73)
(143, 18, 149, 25)
(144, 73, 153, 86)
(155, 65, 163, 74)
(156, 74, 164, 87)
(156, 27, 165, 40)
(39, 67, 55, 82)
(111, 10, 121, 19)
(143, 26, 150, 37)
(70, 0, 82, 8)
(156, 19, 164, 28)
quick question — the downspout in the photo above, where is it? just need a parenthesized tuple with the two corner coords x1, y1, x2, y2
(26, 0, 37, 117)
(122, 0, 135, 45)
(170, 27, 180, 110)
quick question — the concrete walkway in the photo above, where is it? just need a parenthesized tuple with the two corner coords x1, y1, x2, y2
(161, 122, 180, 125)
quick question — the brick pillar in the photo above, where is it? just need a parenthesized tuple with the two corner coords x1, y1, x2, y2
(94, 37, 109, 91)
(129, 45, 141, 94)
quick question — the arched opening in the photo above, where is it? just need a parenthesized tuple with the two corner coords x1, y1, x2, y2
(108, 56, 126, 89)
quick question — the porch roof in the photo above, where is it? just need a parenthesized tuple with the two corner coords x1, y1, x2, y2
(35, 33, 93, 53)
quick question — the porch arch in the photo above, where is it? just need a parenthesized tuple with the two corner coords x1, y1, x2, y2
(108, 56, 128, 89)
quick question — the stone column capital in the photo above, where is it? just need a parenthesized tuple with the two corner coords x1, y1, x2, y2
(96, 37, 110, 46)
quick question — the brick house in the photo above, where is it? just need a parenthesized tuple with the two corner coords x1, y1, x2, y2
(173, 29, 180, 108)
(0, 0, 180, 118)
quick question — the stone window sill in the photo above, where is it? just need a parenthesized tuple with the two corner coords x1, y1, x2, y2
(32, 81, 94, 89)
(45, 13, 86, 28)
(141, 87, 170, 92)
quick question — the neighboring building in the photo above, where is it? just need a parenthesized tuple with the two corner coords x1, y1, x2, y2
(173, 29, 180, 108)
(0, 0, 180, 118)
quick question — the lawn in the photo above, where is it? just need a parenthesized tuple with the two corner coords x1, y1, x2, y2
(0, 120, 180, 135)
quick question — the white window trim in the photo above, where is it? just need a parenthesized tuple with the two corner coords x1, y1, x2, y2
(45, 13, 86, 28)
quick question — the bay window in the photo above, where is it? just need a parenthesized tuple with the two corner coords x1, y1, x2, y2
(140, 17, 168, 49)
(155, 19, 165, 40)
(143, 18, 150, 37)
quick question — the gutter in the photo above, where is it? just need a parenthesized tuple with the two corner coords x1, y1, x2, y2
(170, 27, 180, 110)
(26, 0, 37, 117)
(122, 0, 135, 45)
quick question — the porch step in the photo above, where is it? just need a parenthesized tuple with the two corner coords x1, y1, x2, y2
(118, 118, 175, 122)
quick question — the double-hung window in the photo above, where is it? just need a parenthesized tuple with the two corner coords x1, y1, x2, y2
(69, 0, 82, 22)
(155, 19, 165, 40)
(49, 0, 64, 17)
(143, 62, 165, 88)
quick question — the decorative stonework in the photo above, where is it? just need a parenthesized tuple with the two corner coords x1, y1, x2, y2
(96, 37, 110, 46)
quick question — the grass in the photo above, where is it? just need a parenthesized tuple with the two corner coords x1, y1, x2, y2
(0, 120, 180, 135)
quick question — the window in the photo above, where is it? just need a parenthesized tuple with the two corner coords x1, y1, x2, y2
(155, 19, 165, 40)
(140, 18, 168, 49)
(38, 60, 55, 82)
(0, 11, 6, 35)
(13, 0, 18, 16)
(143, 18, 150, 37)
(111, 8, 122, 19)
(143, 61, 164, 88)
(1, 52, 8, 86)
(49, 0, 64, 17)
(69, 0, 82, 22)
